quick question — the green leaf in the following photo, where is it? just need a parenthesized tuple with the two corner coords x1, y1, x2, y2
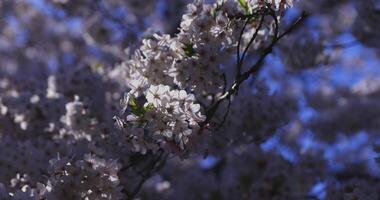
(128, 97, 143, 117)
(144, 103, 155, 112)
(183, 43, 196, 57)
(130, 100, 156, 117)
(91, 63, 103, 71)
(237, 0, 250, 14)
(129, 96, 139, 111)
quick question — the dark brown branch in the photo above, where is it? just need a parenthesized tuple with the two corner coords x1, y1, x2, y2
(126, 150, 166, 200)
(201, 11, 308, 128)
(216, 98, 232, 131)
(239, 15, 265, 71)
(237, 18, 250, 76)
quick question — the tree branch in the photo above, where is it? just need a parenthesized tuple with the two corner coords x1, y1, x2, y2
(201, 11, 308, 128)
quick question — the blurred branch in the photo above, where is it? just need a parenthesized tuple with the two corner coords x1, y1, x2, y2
(323, 40, 359, 49)
(125, 149, 167, 199)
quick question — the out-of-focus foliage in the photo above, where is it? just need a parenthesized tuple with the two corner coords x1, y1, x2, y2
(0, 0, 380, 199)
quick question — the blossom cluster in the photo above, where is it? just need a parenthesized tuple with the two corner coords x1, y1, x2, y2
(2, 0, 380, 199)
(0, 154, 123, 200)
(118, 85, 205, 153)
(116, 0, 293, 153)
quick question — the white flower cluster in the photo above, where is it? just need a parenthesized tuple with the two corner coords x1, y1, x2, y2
(43, 155, 123, 200)
(64, 96, 90, 131)
(119, 85, 205, 153)
(0, 154, 124, 200)
(245, 0, 295, 13)
(123, 0, 240, 95)
(116, 0, 293, 153)
(3, 0, 380, 199)
(61, 96, 95, 141)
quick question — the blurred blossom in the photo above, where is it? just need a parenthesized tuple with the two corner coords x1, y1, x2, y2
(0, 0, 380, 199)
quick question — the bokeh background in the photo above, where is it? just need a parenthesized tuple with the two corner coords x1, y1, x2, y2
(1, 0, 380, 199)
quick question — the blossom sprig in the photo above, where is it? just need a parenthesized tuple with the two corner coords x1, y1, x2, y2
(116, 0, 303, 154)
(3, 0, 380, 199)
(116, 85, 206, 153)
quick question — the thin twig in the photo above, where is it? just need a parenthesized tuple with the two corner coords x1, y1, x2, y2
(216, 97, 232, 131)
(126, 150, 165, 199)
(237, 18, 250, 76)
(240, 15, 265, 69)
(201, 11, 308, 128)
(240, 11, 307, 84)
(222, 73, 228, 94)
